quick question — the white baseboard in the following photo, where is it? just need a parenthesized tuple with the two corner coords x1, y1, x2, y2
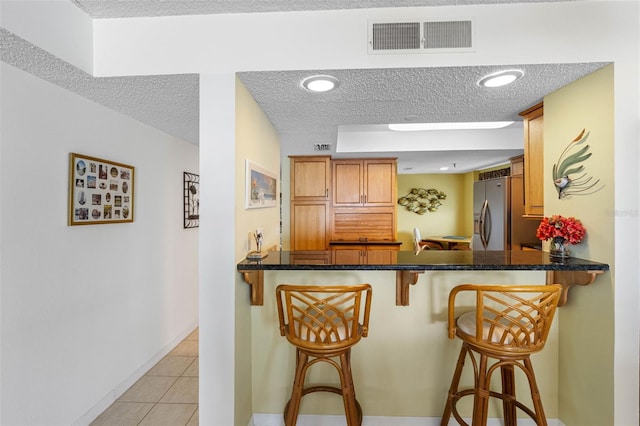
(72, 321, 199, 426)
(251, 413, 565, 426)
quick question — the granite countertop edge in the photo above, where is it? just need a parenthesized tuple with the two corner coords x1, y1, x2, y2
(237, 250, 610, 272)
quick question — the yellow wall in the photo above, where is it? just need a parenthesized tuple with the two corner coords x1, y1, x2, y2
(251, 269, 558, 419)
(234, 77, 281, 425)
(544, 65, 614, 425)
(396, 174, 469, 248)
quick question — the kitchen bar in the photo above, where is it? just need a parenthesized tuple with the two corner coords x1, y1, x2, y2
(238, 250, 608, 307)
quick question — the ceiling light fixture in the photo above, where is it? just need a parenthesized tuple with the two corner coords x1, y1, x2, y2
(478, 69, 524, 88)
(388, 121, 514, 131)
(301, 75, 339, 92)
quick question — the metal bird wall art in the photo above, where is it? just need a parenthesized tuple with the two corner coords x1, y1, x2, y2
(552, 129, 604, 199)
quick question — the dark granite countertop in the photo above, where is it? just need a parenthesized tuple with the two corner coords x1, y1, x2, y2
(329, 240, 403, 246)
(237, 250, 609, 272)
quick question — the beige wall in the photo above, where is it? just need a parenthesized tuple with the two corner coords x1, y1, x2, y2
(544, 65, 615, 425)
(397, 174, 469, 248)
(234, 77, 282, 425)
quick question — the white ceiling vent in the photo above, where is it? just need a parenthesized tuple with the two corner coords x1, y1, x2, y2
(368, 19, 473, 54)
(371, 22, 421, 51)
(313, 143, 332, 152)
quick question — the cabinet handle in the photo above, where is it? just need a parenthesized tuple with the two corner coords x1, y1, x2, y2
(326, 188, 328, 198)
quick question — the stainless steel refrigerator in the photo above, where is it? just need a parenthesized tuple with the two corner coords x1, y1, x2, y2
(473, 176, 538, 250)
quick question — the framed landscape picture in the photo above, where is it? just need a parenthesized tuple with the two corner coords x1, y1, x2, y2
(68, 153, 135, 225)
(245, 160, 277, 209)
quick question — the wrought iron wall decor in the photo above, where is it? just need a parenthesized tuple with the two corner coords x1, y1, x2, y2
(397, 188, 447, 215)
(552, 129, 604, 199)
(183, 172, 199, 228)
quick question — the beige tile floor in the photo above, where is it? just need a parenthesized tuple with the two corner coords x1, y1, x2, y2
(91, 328, 199, 426)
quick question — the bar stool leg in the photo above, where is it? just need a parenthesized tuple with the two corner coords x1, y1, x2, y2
(472, 354, 490, 426)
(501, 364, 517, 426)
(284, 350, 309, 426)
(339, 351, 360, 426)
(523, 357, 548, 426)
(441, 345, 469, 426)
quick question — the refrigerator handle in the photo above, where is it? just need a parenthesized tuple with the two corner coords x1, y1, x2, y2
(479, 199, 489, 248)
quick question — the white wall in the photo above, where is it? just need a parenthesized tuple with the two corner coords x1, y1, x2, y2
(0, 63, 199, 425)
(198, 73, 237, 426)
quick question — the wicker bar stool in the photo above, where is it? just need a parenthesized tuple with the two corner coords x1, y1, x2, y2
(441, 284, 562, 426)
(276, 284, 372, 426)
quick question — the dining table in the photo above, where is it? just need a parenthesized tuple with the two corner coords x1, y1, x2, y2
(422, 235, 472, 250)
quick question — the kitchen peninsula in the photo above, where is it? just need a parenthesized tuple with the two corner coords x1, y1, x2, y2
(238, 250, 608, 307)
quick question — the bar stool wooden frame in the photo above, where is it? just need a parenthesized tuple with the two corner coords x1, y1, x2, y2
(276, 284, 372, 426)
(441, 284, 562, 426)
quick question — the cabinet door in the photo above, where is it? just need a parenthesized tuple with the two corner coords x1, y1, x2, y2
(364, 247, 397, 265)
(331, 247, 364, 264)
(332, 160, 364, 206)
(290, 156, 330, 201)
(521, 104, 544, 217)
(363, 160, 396, 206)
(291, 202, 328, 250)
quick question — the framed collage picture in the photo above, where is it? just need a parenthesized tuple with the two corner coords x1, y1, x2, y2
(68, 153, 135, 225)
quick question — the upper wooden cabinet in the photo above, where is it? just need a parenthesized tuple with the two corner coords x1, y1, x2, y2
(519, 103, 544, 218)
(332, 159, 397, 207)
(290, 156, 331, 250)
(290, 156, 398, 249)
(290, 156, 330, 201)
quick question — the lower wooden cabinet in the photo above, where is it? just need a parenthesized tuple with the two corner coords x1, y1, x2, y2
(330, 244, 399, 265)
(291, 202, 329, 250)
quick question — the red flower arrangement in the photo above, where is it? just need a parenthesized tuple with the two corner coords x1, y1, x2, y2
(536, 215, 586, 245)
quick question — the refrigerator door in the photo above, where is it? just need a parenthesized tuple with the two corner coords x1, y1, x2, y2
(472, 181, 486, 250)
(473, 178, 510, 250)
(484, 177, 510, 250)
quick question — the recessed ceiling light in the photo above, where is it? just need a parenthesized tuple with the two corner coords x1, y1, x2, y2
(388, 121, 514, 131)
(439, 166, 450, 171)
(301, 75, 339, 92)
(478, 69, 524, 88)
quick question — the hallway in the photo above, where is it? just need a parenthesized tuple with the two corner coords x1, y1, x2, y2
(90, 328, 199, 425)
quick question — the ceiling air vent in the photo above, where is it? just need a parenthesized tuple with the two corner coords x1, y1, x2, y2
(313, 143, 332, 152)
(368, 19, 474, 54)
(371, 22, 421, 51)
(424, 21, 472, 49)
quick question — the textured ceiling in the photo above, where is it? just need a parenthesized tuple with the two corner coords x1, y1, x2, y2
(71, 0, 577, 18)
(237, 64, 603, 135)
(0, 28, 199, 144)
(237, 63, 606, 173)
(2, 0, 598, 174)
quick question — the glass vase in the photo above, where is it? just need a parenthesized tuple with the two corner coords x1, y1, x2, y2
(549, 237, 570, 260)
